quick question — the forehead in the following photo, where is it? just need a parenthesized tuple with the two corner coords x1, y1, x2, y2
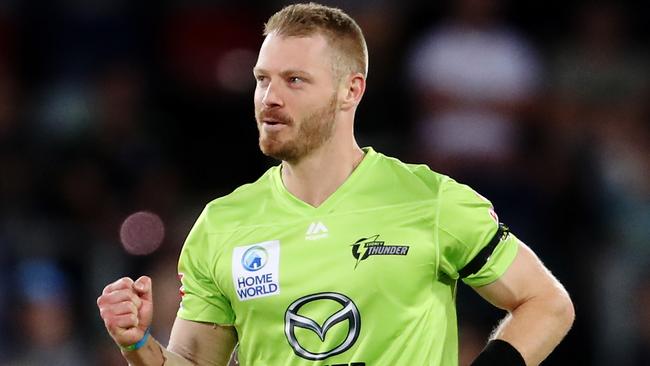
(255, 33, 334, 75)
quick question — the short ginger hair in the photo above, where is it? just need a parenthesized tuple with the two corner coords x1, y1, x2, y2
(264, 2, 368, 79)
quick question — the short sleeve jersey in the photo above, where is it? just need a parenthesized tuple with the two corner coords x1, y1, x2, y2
(177, 147, 519, 366)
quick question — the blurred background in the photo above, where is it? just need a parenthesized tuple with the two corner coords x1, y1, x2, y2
(0, 0, 648, 365)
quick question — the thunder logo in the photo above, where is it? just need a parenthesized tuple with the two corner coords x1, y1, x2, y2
(350, 235, 409, 269)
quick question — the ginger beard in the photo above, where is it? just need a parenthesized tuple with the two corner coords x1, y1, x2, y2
(256, 92, 338, 163)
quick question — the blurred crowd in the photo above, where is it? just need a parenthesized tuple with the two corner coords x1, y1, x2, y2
(0, 1, 648, 365)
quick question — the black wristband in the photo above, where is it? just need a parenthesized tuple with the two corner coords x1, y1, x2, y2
(470, 339, 526, 366)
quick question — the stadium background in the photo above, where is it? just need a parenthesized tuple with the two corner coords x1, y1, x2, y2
(0, 0, 648, 365)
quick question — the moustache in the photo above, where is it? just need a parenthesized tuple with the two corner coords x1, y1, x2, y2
(256, 109, 293, 125)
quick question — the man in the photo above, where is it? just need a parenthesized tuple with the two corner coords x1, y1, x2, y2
(97, 3, 574, 365)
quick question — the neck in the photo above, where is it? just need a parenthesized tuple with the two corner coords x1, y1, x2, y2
(281, 140, 364, 208)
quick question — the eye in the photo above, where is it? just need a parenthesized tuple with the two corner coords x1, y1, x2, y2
(255, 75, 269, 87)
(288, 76, 303, 84)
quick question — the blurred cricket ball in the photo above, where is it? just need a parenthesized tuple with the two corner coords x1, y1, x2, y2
(119, 211, 165, 255)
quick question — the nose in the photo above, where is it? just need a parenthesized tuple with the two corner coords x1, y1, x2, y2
(261, 81, 283, 108)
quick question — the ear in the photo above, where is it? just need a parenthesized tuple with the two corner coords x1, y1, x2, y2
(339, 73, 366, 111)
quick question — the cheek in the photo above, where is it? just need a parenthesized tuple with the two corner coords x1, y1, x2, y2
(253, 88, 264, 106)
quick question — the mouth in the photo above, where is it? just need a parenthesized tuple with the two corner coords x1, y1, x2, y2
(262, 117, 287, 126)
(260, 117, 289, 133)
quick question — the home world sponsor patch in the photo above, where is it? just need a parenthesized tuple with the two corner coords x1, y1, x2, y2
(232, 240, 280, 301)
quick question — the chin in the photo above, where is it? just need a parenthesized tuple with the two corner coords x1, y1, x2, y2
(259, 138, 285, 159)
(259, 138, 300, 162)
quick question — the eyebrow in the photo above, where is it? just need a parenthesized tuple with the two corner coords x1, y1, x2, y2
(253, 68, 313, 79)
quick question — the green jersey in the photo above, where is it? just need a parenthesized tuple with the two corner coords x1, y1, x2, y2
(177, 147, 519, 366)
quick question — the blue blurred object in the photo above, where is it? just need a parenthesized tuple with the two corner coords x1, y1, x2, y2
(16, 258, 70, 304)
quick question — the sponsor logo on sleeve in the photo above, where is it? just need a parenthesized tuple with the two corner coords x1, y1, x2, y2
(232, 240, 280, 301)
(177, 273, 185, 297)
(489, 208, 499, 224)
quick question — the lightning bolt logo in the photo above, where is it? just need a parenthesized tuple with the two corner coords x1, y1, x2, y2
(351, 235, 384, 269)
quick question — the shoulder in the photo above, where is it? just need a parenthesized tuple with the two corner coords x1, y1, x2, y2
(207, 167, 275, 208)
(373, 151, 489, 207)
(373, 151, 451, 198)
(200, 167, 278, 232)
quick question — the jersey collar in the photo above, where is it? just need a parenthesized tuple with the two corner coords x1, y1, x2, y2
(271, 147, 378, 215)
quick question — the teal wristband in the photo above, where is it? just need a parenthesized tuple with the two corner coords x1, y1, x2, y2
(120, 327, 151, 352)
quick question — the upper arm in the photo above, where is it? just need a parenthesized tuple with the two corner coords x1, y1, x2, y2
(178, 208, 235, 325)
(436, 178, 519, 285)
(167, 317, 238, 366)
(473, 240, 570, 312)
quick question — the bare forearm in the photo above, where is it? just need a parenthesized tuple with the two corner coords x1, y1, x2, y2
(491, 292, 574, 366)
(122, 336, 194, 366)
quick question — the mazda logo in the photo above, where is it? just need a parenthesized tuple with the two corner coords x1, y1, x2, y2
(284, 292, 361, 361)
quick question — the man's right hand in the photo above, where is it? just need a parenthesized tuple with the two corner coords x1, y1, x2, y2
(97, 276, 154, 348)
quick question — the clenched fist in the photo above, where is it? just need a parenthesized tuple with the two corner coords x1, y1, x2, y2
(97, 276, 154, 348)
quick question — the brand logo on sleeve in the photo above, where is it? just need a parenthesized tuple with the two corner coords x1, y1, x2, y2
(232, 240, 280, 301)
(177, 273, 185, 297)
(489, 208, 499, 223)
